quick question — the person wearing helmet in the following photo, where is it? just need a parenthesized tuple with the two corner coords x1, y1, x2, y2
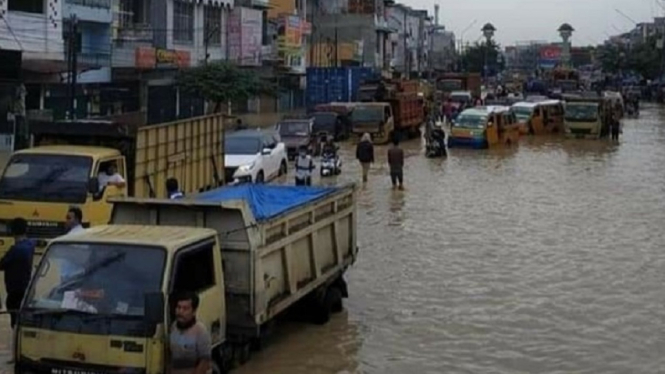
(321, 135, 338, 158)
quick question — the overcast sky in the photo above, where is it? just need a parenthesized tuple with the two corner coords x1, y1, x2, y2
(405, 0, 662, 47)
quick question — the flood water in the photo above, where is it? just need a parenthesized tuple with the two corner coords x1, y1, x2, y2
(235, 104, 665, 374)
(2, 105, 665, 373)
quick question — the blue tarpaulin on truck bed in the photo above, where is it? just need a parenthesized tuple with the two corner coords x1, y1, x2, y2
(196, 185, 338, 221)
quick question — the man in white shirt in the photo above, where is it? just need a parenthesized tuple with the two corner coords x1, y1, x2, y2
(294, 146, 315, 186)
(61, 207, 85, 282)
(98, 162, 126, 191)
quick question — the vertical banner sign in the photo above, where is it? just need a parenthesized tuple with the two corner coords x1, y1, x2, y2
(240, 8, 262, 66)
(228, 9, 242, 63)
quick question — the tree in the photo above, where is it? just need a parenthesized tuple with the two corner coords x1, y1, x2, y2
(460, 40, 505, 75)
(177, 61, 275, 113)
(598, 37, 663, 79)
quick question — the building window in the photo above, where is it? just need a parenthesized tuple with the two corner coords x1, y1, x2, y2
(8, 0, 44, 14)
(204, 6, 222, 46)
(118, 0, 151, 29)
(173, 1, 194, 43)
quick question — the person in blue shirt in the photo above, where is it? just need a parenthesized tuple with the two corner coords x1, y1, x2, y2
(0, 218, 35, 329)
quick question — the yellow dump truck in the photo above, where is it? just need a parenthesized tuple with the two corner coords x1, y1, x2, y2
(0, 114, 226, 258)
(14, 184, 358, 373)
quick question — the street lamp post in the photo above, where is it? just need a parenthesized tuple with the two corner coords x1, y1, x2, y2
(481, 23, 496, 84)
(558, 23, 574, 69)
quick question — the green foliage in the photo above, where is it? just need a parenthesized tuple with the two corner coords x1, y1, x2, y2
(460, 40, 505, 74)
(177, 61, 276, 112)
(598, 37, 663, 79)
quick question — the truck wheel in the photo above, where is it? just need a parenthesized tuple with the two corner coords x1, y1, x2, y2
(327, 287, 344, 314)
(212, 346, 231, 374)
(309, 290, 331, 325)
(234, 342, 251, 365)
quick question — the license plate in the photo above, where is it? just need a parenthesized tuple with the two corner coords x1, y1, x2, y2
(51, 369, 108, 374)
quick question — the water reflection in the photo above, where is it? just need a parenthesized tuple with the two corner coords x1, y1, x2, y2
(233, 313, 362, 374)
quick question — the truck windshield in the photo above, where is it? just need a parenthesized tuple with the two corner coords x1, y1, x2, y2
(312, 113, 337, 133)
(455, 113, 488, 129)
(450, 94, 471, 104)
(278, 122, 310, 137)
(565, 104, 598, 122)
(437, 79, 463, 91)
(352, 107, 383, 122)
(25, 243, 165, 318)
(0, 154, 92, 203)
(225, 137, 261, 155)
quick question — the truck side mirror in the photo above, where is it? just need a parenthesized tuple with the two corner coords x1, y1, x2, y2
(144, 292, 165, 325)
(88, 177, 100, 194)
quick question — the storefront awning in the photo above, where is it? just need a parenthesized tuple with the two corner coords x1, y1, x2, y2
(22, 59, 99, 74)
(182, 0, 233, 7)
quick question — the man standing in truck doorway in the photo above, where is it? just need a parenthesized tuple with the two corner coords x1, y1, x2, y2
(169, 292, 212, 374)
(0, 218, 35, 364)
(98, 161, 126, 191)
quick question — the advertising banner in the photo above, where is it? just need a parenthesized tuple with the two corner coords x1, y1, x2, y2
(228, 7, 263, 66)
(539, 45, 561, 69)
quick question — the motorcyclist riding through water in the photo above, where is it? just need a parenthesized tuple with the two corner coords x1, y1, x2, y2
(321, 136, 338, 158)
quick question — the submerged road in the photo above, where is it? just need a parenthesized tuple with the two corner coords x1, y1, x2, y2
(2, 104, 665, 373)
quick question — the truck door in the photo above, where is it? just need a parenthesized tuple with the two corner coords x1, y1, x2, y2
(88, 157, 127, 226)
(170, 239, 226, 346)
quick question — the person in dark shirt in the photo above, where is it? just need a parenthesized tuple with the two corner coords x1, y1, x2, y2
(0, 218, 35, 334)
(387, 137, 405, 190)
(355, 133, 375, 183)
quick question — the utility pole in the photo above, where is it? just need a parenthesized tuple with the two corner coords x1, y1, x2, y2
(403, 9, 408, 77)
(67, 14, 79, 120)
(334, 12, 339, 67)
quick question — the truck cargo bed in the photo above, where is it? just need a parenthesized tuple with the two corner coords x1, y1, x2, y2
(110, 184, 358, 339)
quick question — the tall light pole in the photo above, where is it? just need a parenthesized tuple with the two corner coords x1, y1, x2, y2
(482, 23, 496, 83)
(558, 23, 574, 69)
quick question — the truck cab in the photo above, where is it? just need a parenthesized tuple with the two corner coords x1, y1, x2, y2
(0, 115, 225, 259)
(0, 146, 128, 255)
(350, 103, 394, 144)
(16, 225, 225, 374)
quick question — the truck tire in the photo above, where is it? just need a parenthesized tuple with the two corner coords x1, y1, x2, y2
(234, 342, 251, 365)
(309, 290, 331, 325)
(212, 345, 232, 374)
(327, 287, 344, 314)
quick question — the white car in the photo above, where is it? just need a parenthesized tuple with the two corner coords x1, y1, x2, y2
(224, 130, 288, 184)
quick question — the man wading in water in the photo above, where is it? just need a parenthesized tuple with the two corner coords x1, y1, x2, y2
(387, 137, 405, 190)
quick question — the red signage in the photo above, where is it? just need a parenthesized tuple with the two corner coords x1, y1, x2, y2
(540, 46, 561, 60)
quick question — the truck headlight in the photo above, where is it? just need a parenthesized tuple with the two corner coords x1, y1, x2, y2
(0, 222, 8, 234)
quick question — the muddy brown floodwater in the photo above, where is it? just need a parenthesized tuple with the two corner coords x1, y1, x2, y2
(2, 105, 665, 374)
(237, 104, 665, 374)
